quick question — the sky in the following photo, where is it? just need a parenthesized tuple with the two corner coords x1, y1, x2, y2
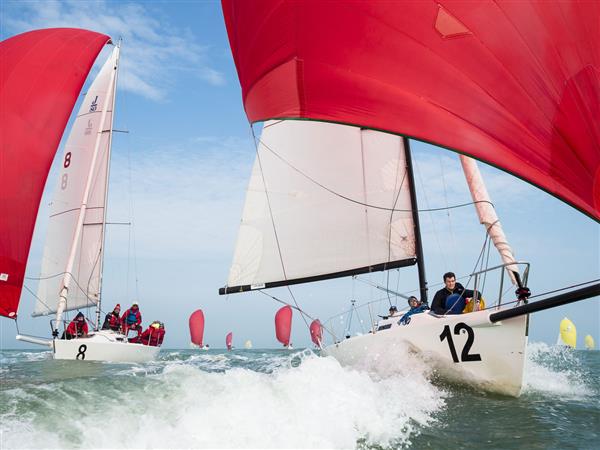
(1, 0, 598, 350)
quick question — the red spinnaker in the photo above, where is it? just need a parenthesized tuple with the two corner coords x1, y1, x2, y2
(189, 309, 205, 346)
(275, 305, 292, 346)
(310, 319, 323, 347)
(222, 1, 600, 222)
(0, 28, 110, 318)
(226, 331, 233, 350)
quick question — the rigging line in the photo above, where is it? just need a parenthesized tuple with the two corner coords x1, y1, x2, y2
(527, 279, 600, 300)
(443, 229, 490, 314)
(256, 136, 495, 213)
(22, 284, 53, 315)
(385, 140, 407, 307)
(251, 126, 311, 331)
(412, 154, 447, 269)
(481, 236, 492, 294)
(439, 154, 458, 268)
(322, 292, 409, 326)
(257, 290, 335, 339)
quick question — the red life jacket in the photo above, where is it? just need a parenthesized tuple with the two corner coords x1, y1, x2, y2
(121, 308, 141, 327)
(66, 319, 88, 336)
(108, 313, 121, 329)
(139, 327, 165, 347)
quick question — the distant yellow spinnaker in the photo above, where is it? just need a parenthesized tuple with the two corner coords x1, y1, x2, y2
(584, 334, 595, 350)
(557, 317, 577, 348)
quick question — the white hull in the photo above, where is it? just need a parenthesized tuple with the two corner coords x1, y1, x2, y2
(322, 308, 528, 397)
(53, 330, 160, 362)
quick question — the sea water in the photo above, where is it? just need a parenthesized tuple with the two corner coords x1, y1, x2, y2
(0, 343, 598, 449)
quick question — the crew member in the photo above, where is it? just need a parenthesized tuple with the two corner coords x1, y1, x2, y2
(101, 304, 122, 331)
(121, 302, 142, 336)
(63, 312, 89, 340)
(399, 296, 429, 324)
(431, 272, 479, 315)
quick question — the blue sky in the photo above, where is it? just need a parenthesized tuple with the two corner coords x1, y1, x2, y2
(1, 0, 598, 349)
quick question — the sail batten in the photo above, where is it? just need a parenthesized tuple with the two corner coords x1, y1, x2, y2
(222, 120, 417, 294)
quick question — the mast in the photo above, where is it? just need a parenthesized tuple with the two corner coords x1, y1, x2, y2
(403, 137, 428, 303)
(54, 49, 119, 336)
(95, 41, 121, 331)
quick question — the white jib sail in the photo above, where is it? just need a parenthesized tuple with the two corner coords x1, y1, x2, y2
(460, 155, 519, 284)
(34, 47, 119, 316)
(226, 120, 416, 290)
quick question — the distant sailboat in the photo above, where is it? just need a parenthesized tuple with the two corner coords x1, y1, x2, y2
(226, 332, 233, 350)
(189, 309, 205, 349)
(275, 306, 292, 349)
(310, 319, 323, 348)
(557, 318, 577, 349)
(244, 340, 252, 349)
(584, 335, 595, 350)
(1, 30, 160, 362)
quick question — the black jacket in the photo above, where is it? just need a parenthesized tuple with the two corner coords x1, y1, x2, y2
(431, 282, 476, 315)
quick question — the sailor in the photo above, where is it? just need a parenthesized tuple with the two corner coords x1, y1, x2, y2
(129, 321, 165, 347)
(121, 302, 142, 337)
(399, 296, 429, 324)
(63, 312, 89, 340)
(101, 304, 122, 331)
(431, 272, 478, 315)
(387, 306, 399, 318)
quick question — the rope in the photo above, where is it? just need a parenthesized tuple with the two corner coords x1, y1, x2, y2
(250, 125, 311, 332)
(257, 290, 336, 340)
(256, 134, 494, 213)
(384, 140, 407, 307)
(527, 279, 600, 300)
(24, 271, 97, 315)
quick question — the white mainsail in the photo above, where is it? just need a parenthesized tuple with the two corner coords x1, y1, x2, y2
(225, 120, 416, 291)
(35, 47, 119, 316)
(460, 155, 519, 284)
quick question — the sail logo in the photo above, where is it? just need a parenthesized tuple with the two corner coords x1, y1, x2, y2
(0, 273, 8, 282)
(89, 96, 99, 112)
(84, 120, 93, 135)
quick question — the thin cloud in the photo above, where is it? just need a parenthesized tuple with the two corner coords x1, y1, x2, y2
(106, 135, 254, 260)
(2, 0, 225, 100)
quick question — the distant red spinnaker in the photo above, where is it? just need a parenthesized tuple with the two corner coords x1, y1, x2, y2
(189, 309, 205, 346)
(310, 319, 323, 347)
(275, 305, 292, 346)
(0, 28, 111, 319)
(226, 332, 233, 350)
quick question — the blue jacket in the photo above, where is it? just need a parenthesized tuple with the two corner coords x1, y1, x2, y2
(399, 304, 429, 324)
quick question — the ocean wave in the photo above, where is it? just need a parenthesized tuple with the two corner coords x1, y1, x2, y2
(523, 342, 593, 399)
(0, 350, 445, 449)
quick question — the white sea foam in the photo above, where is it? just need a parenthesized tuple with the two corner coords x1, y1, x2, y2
(523, 342, 592, 399)
(0, 351, 445, 449)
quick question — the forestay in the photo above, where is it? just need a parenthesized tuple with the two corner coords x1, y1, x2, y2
(34, 47, 119, 316)
(223, 120, 416, 293)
